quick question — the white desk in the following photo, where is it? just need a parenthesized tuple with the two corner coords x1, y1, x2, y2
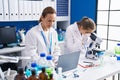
(63, 54, 120, 80)
(0, 46, 25, 64)
(0, 46, 25, 55)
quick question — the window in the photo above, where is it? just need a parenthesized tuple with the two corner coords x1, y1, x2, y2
(97, 0, 120, 50)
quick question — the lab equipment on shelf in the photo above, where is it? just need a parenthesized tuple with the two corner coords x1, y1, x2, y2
(18, 29, 26, 46)
(58, 29, 65, 41)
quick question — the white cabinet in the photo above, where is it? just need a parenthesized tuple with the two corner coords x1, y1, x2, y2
(0, 0, 4, 21)
(0, 0, 70, 26)
(0, 0, 56, 21)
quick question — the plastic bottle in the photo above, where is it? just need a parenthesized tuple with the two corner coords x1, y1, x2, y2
(38, 53, 46, 68)
(97, 52, 104, 66)
(115, 43, 120, 60)
(46, 67, 53, 79)
(52, 69, 59, 80)
(58, 29, 63, 41)
(61, 30, 65, 40)
(26, 56, 36, 69)
(29, 55, 38, 74)
(46, 55, 55, 68)
(115, 43, 120, 54)
(31, 62, 38, 72)
(26, 61, 31, 70)
(58, 67, 63, 80)
(25, 68, 31, 78)
(52, 67, 63, 80)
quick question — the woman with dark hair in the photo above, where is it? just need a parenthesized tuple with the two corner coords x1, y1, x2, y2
(64, 16, 101, 54)
(24, 7, 61, 67)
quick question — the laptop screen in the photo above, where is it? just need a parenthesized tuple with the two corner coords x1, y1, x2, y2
(56, 51, 80, 73)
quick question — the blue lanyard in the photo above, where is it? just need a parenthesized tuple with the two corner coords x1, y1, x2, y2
(41, 31, 52, 54)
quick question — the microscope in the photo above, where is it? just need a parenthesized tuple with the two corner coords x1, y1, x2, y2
(85, 33, 104, 60)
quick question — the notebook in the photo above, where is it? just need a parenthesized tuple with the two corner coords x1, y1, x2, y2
(56, 51, 80, 73)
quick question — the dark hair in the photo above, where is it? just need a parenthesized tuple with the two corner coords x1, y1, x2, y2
(39, 6, 56, 22)
(77, 16, 96, 30)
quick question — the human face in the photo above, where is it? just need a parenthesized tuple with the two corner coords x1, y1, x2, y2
(41, 13, 56, 31)
(79, 26, 94, 35)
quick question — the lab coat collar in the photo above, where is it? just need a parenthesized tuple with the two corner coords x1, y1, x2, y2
(38, 23, 44, 31)
(74, 22, 82, 37)
(38, 23, 52, 33)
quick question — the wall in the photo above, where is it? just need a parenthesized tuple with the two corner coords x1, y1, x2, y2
(0, 21, 38, 32)
(0, 21, 38, 31)
(70, 0, 97, 24)
(0, 0, 56, 32)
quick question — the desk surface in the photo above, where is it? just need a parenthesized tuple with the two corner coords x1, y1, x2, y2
(63, 54, 120, 80)
(0, 46, 25, 54)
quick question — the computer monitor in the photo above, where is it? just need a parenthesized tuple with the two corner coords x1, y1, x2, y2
(0, 26, 17, 48)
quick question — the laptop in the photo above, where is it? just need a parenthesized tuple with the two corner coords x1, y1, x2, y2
(56, 51, 80, 73)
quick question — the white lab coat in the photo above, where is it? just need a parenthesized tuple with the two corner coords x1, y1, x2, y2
(22, 23, 61, 67)
(64, 22, 92, 54)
